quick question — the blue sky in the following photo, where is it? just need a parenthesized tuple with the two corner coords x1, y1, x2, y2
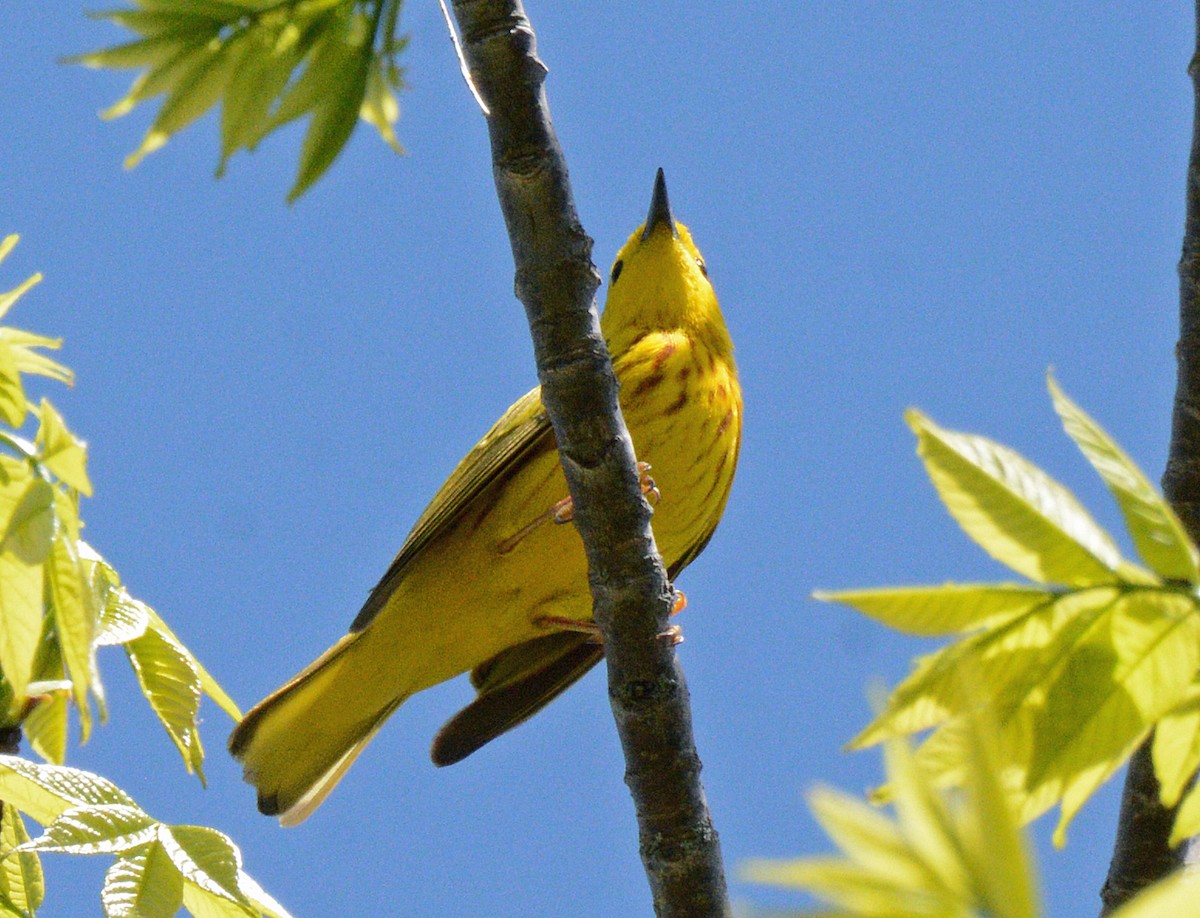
(1, 3, 1191, 915)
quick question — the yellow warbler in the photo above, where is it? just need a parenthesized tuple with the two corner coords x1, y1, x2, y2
(229, 170, 742, 825)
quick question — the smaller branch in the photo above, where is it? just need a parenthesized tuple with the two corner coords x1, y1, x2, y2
(447, 1, 730, 914)
(437, 0, 489, 116)
(1104, 3, 1200, 913)
(1100, 741, 1184, 915)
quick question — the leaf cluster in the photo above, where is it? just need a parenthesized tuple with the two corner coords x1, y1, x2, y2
(821, 378, 1200, 847)
(0, 756, 290, 918)
(746, 377, 1200, 916)
(0, 237, 239, 780)
(744, 703, 1200, 918)
(0, 238, 278, 917)
(70, 0, 408, 201)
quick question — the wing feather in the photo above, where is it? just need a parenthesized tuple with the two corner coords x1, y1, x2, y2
(351, 387, 554, 631)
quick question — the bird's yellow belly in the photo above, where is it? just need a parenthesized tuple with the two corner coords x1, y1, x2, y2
(362, 334, 740, 697)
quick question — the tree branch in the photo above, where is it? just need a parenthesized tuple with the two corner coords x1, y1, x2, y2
(1102, 3, 1200, 913)
(445, 1, 730, 914)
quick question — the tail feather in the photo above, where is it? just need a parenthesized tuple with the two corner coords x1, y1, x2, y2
(228, 631, 407, 824)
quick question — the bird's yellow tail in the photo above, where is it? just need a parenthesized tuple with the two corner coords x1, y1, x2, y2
(228, 632, 406, 826)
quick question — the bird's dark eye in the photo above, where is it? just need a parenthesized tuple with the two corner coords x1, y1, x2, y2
(610, 260, 624, 284)
(697, 258, 708, 277)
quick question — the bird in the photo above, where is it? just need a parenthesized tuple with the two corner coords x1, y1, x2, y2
(228, 169, 742, 825)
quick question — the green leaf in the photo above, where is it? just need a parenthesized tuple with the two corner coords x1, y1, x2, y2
(0, 273, 42, 325)
(0, 756, 136, 826)
(143, 607, 241, 721)
(267, 11, 354, 131)
(816, 583, 1054, 636)
(22, 803, 156, 855)
(853, 587, 1102, 749)
(0, 803, 43, 915)
(161, 825, 251, 910)
(0, 344, 26, 429)
(217, 30, 306, 174)
(744, 713, 1040, 918)
(95, 592, 151, 647)
(956, 702, 1040, 918)
(126, 36, 240, 169)
(0, 549, 47, 707)
(1026, 590, 1200, 844)
(126, 626, 204, 781)
(68, 31, 217, 71)
(1170, 781, 1200, 847)
(90, 9, 230, 38)
(1152, 681, 1200, 807)
(0, 329, 72, 387)
(104, 30, 225, 123)
(907, 409, 1122, 585)
(0, 479, 55, 565)
(47, 535, 95, 741)
(235, 870, 293, 918)
(103, 841, 185, 918)
(36, 400, 93, 496)
(287, 26, 373, 202)
(360, 56, 404, 154)
(1049, 374, 1199, 584)
(24, 687, 69, 765)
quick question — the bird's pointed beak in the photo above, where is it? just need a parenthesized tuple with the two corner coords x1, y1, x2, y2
(642, 168, 678, 240)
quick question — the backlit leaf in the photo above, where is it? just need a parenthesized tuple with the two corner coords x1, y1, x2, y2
(816, 583, 1053, 636)
(103, 841, 184, 918)
(0, 803, 43, 915)
(0, 756, 135, 826)
(907, 409, 1121, 586)
(22, 803, 156, 855)
(1049, 375, 1199, 584)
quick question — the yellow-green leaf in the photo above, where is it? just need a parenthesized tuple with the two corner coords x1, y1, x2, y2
(0, 550, 46, 707)
(360, 56, 404, 154)
(236, 870, 294, 918)
(0, 328, 72, 386)
(104, 841, 185, 918)
(853, 588, 1109, 749)
(0, 756, 136, 826)
(36, 400, 93, 495)
(957, 703, 1040, 918)
(287, 28, 372, 202)
(0, 343, 26, 428)
(126, 36, 238, 169)
(816, 583, 1053, 636)
(144, 607, 241, 721)
(0, 478, 55, 565)
(1049, 374, 1199, 584)
(907, 409, 1121, 586)
(1170, 781, 1200, 847)
(47, 534, 95, 740)
(68, 31, 217, 71)
(0, 272, 41, 324)
(126, 626, 204, 779)
(1152, 681, 1200, 807)
(0, 802, 43, 915)
(161, 825, 250, 909)
(1026, 591, 1200, 845)
(24, 687, 69, 764)
(22, 803, 156, 855)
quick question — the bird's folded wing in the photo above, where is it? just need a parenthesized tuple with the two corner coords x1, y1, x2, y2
(352, 386, 555, 631)
(430, 631, 604, 766)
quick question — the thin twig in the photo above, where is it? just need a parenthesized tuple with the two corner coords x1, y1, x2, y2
(445, 1, 731, 914)
(1101, 3, 1200, 913)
